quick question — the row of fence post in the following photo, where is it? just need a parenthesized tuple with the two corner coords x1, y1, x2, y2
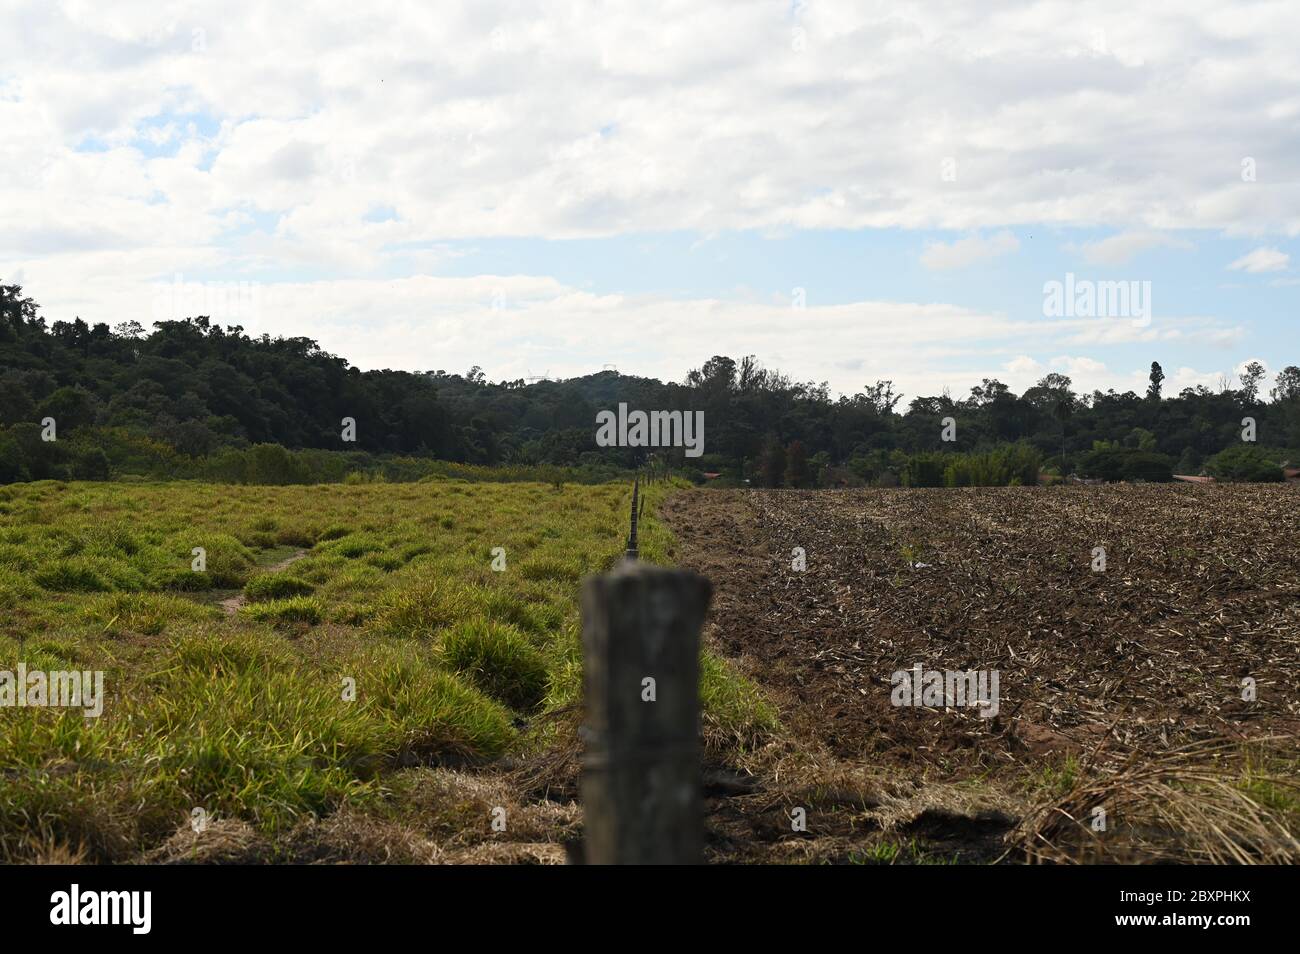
(578, 469, 710, 864)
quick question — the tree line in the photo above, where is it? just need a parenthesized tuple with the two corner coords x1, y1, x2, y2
(2, 282, 1296, 484)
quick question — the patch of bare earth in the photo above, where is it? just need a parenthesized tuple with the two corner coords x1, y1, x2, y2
(661, 485, 1300, 864)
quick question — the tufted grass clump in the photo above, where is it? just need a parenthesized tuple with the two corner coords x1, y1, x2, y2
(440, 619, 550, 712)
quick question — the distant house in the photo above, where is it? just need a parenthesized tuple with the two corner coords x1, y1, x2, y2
(1285, 466, 1300, 482)
(702, 472, 723, 480)
(1173, 474, 1216, 484)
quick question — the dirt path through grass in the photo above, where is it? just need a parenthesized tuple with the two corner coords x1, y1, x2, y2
(219, 548, 309, 615)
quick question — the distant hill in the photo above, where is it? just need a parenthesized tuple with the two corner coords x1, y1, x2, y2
(2, 282, 1298, 485)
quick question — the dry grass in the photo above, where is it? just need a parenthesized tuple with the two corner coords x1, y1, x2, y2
(1008, 737, 1300, 864)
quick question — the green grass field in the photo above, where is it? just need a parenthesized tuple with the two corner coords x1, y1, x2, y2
(0, 477, 773, 863)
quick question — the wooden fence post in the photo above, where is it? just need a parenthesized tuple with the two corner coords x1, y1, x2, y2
(625, 476, 640, 560)
(579, 561, 712, 864)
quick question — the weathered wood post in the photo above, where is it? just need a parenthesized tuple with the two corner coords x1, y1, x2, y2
(625, 476, 640, 560)
(579, 561, 712, 864)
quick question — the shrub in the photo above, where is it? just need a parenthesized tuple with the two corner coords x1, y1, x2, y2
(215, 443, 314, 485)
(1119, 451, 1174, 483)
(72, 447, 111, 481)
(902, 445, 1041, 487)
(902, 453, 947, 488)
(1205, 446, 1284, 482)
(941, 444, 1042, 487)
(1078, 446, 1124, 481)
(1077, 446, 1173, 482)
(0, 435, 27, 483)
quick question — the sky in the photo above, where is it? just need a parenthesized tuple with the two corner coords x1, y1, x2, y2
(1, 0, 1298, 402)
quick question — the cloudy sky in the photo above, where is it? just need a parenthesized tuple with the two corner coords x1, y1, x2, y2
(2, 0, 1298, 400)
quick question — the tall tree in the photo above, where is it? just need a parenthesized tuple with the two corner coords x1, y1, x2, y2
(1052, 396, 1073, 473)
(1147, 361, 1164, 401)
(1239, 362, 1266, 402)
(1270, 366, 1300, 403)
(862, 380, 902, 415)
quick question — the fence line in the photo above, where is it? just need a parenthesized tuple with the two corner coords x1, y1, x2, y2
(625, 475, 640, 560)
(576, 457, 710, 864)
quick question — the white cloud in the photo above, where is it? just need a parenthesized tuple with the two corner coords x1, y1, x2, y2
(11, 260, 1248, 401)
(1168, 366, 1228, 393)
(1227, 247, 1290, 273)
(0, 1, 1293, 397)
(1003, 355, 1043, 375)
(999, 355, 1122, 395)
(5, 0, 1300, 263)
(1079, 231, 1192, 265)
(1234, 357, 1267, 372)
(1049, 355, 1108, 377)
(996, 355, 1244, 398)
(921, 231, 1019, 270)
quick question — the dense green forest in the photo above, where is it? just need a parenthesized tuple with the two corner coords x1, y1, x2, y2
(2, 281, 1297, 486)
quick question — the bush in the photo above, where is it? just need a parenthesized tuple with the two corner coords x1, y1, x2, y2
(1119, 451, 1174, 483)
(943, 444, 1041, 487)
(440, 619, 549, 711)
(1205, 446, 1284, 482)
(901, 445, 1041, 488)
(845, 449, 900, 486)
(71, 447, 111, 481)
(1076, 447, 1173, 482)
(1078, 447, 1119, 481)
(1175, 446, 1200, 476)
(0, 435, 25, 483)
(902, 453, 947, 487)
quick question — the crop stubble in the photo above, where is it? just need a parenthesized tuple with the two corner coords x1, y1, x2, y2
(663, 484, 1300, 861)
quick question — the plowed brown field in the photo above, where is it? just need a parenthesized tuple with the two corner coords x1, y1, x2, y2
(663, 484, 1300, 863)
